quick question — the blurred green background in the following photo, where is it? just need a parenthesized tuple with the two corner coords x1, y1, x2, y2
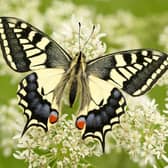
(0, 0, 168, 167)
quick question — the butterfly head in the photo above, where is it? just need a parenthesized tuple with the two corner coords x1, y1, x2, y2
(71, 51, 87, 68)
(75, 51, 86, 59)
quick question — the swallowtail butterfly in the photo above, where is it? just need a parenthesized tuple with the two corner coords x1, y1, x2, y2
(0, 17, 167, 152)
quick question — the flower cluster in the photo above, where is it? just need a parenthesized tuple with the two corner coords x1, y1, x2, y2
(164, 90, 168, 114)
(0, 0, 43, 82)
(0, 0, 93, 81)
(159, 26, 168, 51)
(0, 99, 24, 157)
(0, 99, 99, 167)
(97, 11, 141, 51)
(53, 16, 106, 60)
(109, 95, 168, 168)
(14, 115, 98, 168)
(158, 26, 168, 86)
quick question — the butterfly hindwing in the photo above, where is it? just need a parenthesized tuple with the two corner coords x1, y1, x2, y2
(17, 68, 65, 135)
(87, 49, 168, 96)
(0, 17, 71, 72)
(76, 76, 126, 152)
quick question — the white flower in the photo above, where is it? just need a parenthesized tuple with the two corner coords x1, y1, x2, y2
(156, 71, 168, 86)
(97, 11, 141, 51)
(160, 26, 168, 51)
(0, 1, 168, 167)
(158, 25, 168, 86)
(0, 0, 44, 83)
(13, 115, 98, 168)
(45, 1, 92, 30)
(164, 90, 168, 114)
(109, 95, 168, 168)
(0, 98, 24, 157)
(53, 15, 106, 60)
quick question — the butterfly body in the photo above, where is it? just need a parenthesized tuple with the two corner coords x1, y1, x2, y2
(50, 51, 91, 112)
(0, 17, 167, 152)
(65, 51, 88, 108)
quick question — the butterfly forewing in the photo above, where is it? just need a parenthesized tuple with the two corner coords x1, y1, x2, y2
(87, 49, 168, 96)
(0, 17, 71, 72)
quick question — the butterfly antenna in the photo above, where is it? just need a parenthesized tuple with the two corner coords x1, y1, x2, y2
(78, 22, 81, 52)
(81, 24, 95, 52)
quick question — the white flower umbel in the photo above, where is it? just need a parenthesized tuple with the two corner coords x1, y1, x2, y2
(53, 15, 106, 60)
(109, 95, 168, 168)
(158, 25, 168, 86)
(0, 0, 92, 82)
(164, 90, 168, 115)
(13, 115, 98, 168)
(0, 98, 98, 167)
(160, 26, 168, 51)
(155, 71, 168, 86)
(160, 91, 168, 168)
(0, 99, 24, 157)
(0, 0, 99, 82)
(45, 1, 92, 30)
(97, 11, 141, 51)
(0, 0, 43, 83)
(0, 1, 167, 167)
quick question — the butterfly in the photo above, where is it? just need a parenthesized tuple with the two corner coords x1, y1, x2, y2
(0, 17, 167, 152)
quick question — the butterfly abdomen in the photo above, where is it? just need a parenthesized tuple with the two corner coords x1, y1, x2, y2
(68, 52, 87, 108)
(69, 78, 78, 107)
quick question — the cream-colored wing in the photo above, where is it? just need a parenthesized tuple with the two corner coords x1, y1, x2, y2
(76, 76, 126, 152)
(87, 49, 168, 96)
(17, 68, 65, 135)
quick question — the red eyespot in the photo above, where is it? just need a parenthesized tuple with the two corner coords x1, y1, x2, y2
(49, 111, 58, 124)
(76, 117, 86, 130)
